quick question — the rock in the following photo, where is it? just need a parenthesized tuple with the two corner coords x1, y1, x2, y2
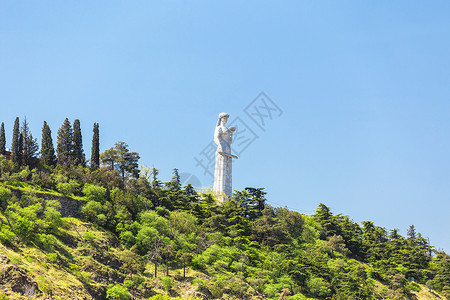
(0, 254, 10, 265)
(0, 265, 41, 296)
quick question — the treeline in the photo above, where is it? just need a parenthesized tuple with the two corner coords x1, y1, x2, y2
(0, 118, 449, 299)
(0, 117, 100, 168)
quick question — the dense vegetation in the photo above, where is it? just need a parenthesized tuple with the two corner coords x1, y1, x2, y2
(0, 118, 449, 299)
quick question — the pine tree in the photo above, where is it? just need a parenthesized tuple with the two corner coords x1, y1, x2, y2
(100, 141, 139, 186)
(56, 118, 73, 165)
(11, 117, 20, 164)
(72, 119, 84, 165)
(21, 117, 39, 166)
(41, 121, 56, 166)
(0, 122, 5, 155)
(91, 123, 99, 169)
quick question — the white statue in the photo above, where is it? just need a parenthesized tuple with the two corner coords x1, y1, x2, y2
(213, 112, 238, 200)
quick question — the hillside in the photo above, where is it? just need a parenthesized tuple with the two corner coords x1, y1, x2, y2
(0, 155, 449, 299)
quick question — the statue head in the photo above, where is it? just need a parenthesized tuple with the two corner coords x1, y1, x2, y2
(216, 112, 230, 126)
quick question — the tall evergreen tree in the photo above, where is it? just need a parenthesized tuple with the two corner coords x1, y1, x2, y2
(91, 123, 99, 169)
(72, 119, 84, 165)
(18, 133, 23, 165)
(41, 121, 56, 166)
(21, 117, 39, 166)
(0, 122, 5, 155)
(56, 118, 73, 165)
(11, 117, 20, 164)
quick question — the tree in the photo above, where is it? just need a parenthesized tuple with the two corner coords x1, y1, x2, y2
(56, 118, 73, 165)
(21, 117, 39, 166)
(11, 117, 20, 164)
(106, 284, 131, 300)
(40, 121, 56, 166)
(72, 119, 84, 165)
(91, 123, 100, 169)
(101, 142, 140, 186)
(0, 122, 5, 155)
(407, 225, 416, 240)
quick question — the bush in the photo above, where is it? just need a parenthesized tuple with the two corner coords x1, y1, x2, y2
(210, 280, 225, 298)
(57, 182, 73, 196)
(106, 284, 131, 300)
(35, 233, 58, 251)
(82, 231, 96, 245)
(193, 278, 209, 294)
(0, 227, 15, 246)
(406, 282, 421, 292)
(161, 276, 174, 292)
(306, 277, 331, 298)
(83, 184, 107, 203)
(46, 252, 58, 263)
(13, 216, 34, 238)
(80, 200, 104, 223)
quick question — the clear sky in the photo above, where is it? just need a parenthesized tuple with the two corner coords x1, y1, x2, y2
(1, 1, 449, 252)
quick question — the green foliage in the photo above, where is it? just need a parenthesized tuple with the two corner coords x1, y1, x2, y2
(81, 201, 105, 224)
(306, 277, 331, 298)
(100, 141, 140, 185)
(11, 117, 20, 164)
(106, 284, 131, 300)
(0, 226, 16, 246)
(0, 127, 446, 300)
(20, 117, 39, 166)
(72, 119, 84, 165)
(13, 215, 34, 237)
(83, 184, 107, 202)
(0, 122, 5, 155)
(56, 118, 73, 165)
(91, 123, 100, 169)
(161, 276, 174, 292)
(41, 121, 56, 166)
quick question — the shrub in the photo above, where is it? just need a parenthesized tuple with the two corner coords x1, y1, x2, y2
(35, 233, 58, 251)
(106, 284, 131, 300)
(406, 282, 421, 292)
(306, 277, 331, 298)
(57, 182, 73, 196)
(193, 278, 209, 294)
(119, 231, 135, 248)
(80, 200, 104, 223)
(161, 276, 174, 292)
(82, 231, 96, 245)
(0, 226, 15, 246)
(210, 280, 225, 298)
(46, 252, 58, 263)
(83, 184, 107, 203)
(13, 216, 34, 238)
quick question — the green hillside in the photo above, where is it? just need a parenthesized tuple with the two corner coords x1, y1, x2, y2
(0, 160, 449, 299)
(0, 117, 449, 299)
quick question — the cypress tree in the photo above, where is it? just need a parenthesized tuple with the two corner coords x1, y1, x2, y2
(41, 121, 56, 166)
(18, 133, 23, 165)
(72, 119, 84, 165)
(11, 117, 20, 164)
(0, 122, 5, 155)
(21, 117, 39, 166)
(56, 118, 73, 165)
(91, 123, 99, 169)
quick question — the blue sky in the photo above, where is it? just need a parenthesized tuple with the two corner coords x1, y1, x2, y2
(1, 1, 449, 252)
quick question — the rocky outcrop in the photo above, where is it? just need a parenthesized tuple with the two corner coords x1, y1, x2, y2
(0, 265, 41, 297)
